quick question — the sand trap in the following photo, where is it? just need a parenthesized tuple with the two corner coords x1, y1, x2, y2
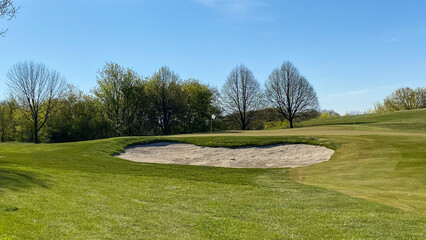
(117, 142, 334, 168)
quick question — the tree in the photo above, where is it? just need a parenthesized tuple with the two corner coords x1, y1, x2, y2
(221, 64, 261, 130)
(0, 100, 16, 142)
(146, 66, 184, 135)
(383, 87, 425, 111)
(46, 85, 110, 142)
(94, 62, 146, 136)
(1, 0, 18, 36)
(265, 61, 319, 128)
(7, 61, 66, 143)
(415, 87, 426, 108)
(181, 79, 216, 133)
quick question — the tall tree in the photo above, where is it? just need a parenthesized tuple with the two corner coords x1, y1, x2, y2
(0, 100, 15, 142)
(265, 61, 319, 128)
(221, 64, 261, 130)
(146, 66, 184, 135)
(94, 62, 146, 136)
(1, 0, 18, 36)
(182, 79, 215, 133)
(7, 61, 66, 143)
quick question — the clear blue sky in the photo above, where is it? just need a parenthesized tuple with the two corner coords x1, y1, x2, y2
(1, 0, 425, 114)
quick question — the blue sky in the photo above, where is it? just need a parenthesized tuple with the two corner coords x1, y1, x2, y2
(1, 0, 425, 114)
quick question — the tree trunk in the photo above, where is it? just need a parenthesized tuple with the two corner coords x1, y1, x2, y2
(240, 115, 247, 130)
(241, 120, 247, 130)
(34, 118, 39, 143)
(163, 115, 169, 135)
(289, 118, 294, 128)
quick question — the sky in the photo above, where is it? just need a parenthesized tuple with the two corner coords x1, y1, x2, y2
(0, 0, 425, 114)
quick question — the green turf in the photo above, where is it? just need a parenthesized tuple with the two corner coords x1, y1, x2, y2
(0, 135, 425, 239)
(291, 134, 426, 214)
(171, 110, 426, 216)
(1, 109, 425, 239)
(297, 109, 426, 132)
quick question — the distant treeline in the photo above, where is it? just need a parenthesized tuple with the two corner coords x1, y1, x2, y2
(1, 60, 325, 143)
(1, 63, 224, 142)
(370, 87, 425, 113)
(2, 60, 422, 143)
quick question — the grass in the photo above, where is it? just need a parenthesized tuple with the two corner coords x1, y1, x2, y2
(0, 109, 425, 239)
(298, 109, 426, 132)
(176, 110, 426, 215)
(291, 134, 426, 214)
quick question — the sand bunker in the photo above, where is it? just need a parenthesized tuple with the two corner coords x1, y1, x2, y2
(117, 142, 334, 168)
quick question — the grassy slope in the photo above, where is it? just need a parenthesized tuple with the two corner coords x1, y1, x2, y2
(0, 109, 425, 239)
(291, 134, 426, 214)
(298, 109, 426, 132)
(288, 110, 426, 216)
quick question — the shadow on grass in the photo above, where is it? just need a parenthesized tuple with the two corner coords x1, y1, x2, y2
(0, 167, 48, 192)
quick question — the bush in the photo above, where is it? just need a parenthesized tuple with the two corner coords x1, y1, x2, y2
(264, 120, 290, 129)
(319, 110, 340, 119)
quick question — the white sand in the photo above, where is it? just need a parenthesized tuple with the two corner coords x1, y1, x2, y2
(117, 142, 334, 168)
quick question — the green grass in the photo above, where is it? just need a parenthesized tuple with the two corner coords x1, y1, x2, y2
(174, 110, 426, 216)
(291, 134, 426, 214)
(297, 109, 426, 132)
(0, 109, 425, 239)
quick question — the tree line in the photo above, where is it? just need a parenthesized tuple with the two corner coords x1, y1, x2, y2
(371, 87, 425, 113)
(1, 61, 321, 143)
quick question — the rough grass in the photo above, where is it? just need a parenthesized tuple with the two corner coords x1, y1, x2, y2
(0, 109, 425, 239)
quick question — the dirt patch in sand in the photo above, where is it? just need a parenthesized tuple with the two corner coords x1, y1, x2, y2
(117, 142, 334, 168)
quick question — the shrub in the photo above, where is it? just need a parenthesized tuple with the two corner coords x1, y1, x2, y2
(264, 120, 290, 129)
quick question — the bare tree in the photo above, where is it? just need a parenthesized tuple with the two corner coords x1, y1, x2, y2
(221, 64, 261, 130)
(265, 61, 319, 128)
(7, 61, 67, 143)
(1, 0, 18, 36)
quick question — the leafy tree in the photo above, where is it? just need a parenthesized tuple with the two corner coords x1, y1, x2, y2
(0, 100, 16, 142)
(94, 62, 146, 136)
(46, 85, 109, 142)
(221, 64, 261, 130)
(7, 61, 66, 143)
(181, 79, 216, 133)
(384, 87, 425, 111)
(145, 66, 184, 135)
(265, 61, 319, 128)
